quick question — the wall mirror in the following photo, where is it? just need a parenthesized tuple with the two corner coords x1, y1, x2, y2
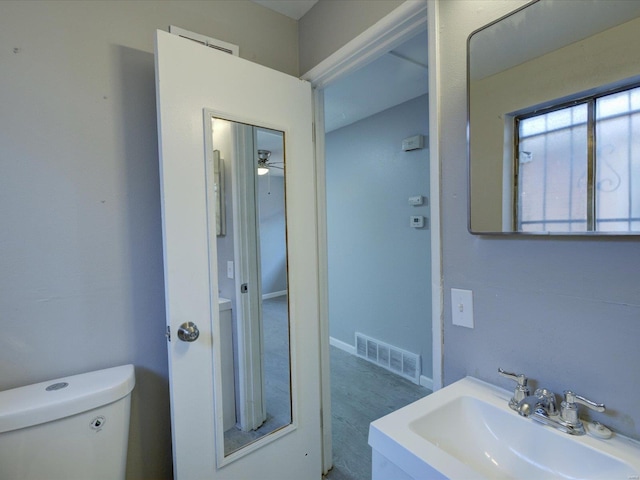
(205, 113, 292, 463)
(468, 0, 640, 234)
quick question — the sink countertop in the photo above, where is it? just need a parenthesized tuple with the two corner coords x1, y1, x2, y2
(369, 376, 640, 480)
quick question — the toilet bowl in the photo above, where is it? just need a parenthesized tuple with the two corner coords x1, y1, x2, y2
(0, 364, 135, 480)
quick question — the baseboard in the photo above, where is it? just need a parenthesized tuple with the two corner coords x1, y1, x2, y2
(420, 375, 434, 391)
(329, 336, 356, 355)
(262, 290, 287, 300)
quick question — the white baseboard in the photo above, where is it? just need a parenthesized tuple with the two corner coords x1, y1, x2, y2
(329, 336, 356, 355)
(330, 336, 434, 391)
(420, 375, 434, 391)
(262, 290, 287, 300)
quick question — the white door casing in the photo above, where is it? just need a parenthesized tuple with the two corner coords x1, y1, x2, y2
(155, 30, 322, 478)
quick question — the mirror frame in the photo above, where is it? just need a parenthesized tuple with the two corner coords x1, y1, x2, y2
(467, 0, 640, 236)
(203, 109, 297, 467)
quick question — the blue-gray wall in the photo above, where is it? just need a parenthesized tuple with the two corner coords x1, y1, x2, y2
(326, 94, 432, 379)
(258, 175, 288, 296)
(437, 0, 640, 441)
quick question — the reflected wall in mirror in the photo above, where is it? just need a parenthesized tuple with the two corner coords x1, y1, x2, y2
(468, 0, 640, 234)
(206, 114, 291, 461)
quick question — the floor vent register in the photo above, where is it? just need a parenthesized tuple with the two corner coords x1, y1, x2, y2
(355, 332, 421, 384)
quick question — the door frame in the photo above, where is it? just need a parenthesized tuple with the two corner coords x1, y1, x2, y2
(301, 0, 442, 473)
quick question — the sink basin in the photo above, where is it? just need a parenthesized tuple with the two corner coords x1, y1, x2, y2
(369, 377, 640, 480)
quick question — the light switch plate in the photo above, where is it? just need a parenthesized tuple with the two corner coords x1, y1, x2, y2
(451, 288, 474, 328)
(227, 261, 234, 279)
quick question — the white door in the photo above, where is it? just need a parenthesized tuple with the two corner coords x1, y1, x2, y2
(155, 30, 322, 479)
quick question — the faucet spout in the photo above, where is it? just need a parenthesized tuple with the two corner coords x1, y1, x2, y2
(517, 395, 543, 417)
(517, 388, 558, 418)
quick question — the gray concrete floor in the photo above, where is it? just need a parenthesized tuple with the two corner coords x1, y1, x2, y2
(324, 346, 431, 480)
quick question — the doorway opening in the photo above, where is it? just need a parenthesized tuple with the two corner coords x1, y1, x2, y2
(322, 29, 432, 480)
(302, 2, 440, 476)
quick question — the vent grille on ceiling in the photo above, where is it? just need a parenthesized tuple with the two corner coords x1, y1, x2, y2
(355, 332, 420, 384)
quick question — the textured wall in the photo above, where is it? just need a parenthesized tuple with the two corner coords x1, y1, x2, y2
(0, 1, 298, 478)
(326, 95, 432, 380)
(436, 0, 640, 440)
(298, 0, 405, 74)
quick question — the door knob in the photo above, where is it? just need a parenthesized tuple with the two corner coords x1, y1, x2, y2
(177, 322, 200, 342)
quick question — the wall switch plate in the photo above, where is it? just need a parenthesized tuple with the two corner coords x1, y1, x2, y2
(451, 288, 474, 328)
(227, 261, 234, 279)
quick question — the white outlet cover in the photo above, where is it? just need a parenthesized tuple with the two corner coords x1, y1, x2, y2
(451, 288, 474, 328)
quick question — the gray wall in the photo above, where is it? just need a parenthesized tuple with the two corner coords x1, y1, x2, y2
(437, 0, 640, 440)
(326, 95, 432, 379)
(0, 1, 298, 478)
(298, 0, 404, 74)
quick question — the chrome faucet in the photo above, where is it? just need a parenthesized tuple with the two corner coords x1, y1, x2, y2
(498, 368, 606, 436)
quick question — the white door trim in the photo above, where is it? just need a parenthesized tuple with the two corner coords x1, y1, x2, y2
(427, 0, 443, 393)
(302, 0, 443, 474)
(301, 1, 429, 89)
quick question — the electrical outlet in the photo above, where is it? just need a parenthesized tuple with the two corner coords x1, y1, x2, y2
(451, 288, 474, 328)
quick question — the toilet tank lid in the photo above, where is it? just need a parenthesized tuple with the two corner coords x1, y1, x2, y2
(0, 364, 135, 434)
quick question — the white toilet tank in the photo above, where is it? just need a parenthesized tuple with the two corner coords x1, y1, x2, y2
(0, 364, 135, 480)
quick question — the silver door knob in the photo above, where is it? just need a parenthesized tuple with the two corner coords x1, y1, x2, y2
(177, 322, 200, 342)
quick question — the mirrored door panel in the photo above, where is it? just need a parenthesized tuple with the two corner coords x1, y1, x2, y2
(206, 114, 291, 461)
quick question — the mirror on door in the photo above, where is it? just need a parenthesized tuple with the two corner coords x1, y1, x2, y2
(206, 114, 292, 461)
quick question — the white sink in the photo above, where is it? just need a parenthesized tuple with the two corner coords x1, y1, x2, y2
(369, 377, 640, 480)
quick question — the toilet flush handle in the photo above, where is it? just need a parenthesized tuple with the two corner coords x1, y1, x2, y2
(177, 322, 200, 342)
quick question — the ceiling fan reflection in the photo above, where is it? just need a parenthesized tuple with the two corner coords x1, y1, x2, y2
(257, 149, 283, 175)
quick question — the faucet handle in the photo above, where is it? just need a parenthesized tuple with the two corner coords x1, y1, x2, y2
(563, 391, 605, 412)
(498, 368, 530, 410)
(561, 390, 605, 426)
(498, 368, 528, 386)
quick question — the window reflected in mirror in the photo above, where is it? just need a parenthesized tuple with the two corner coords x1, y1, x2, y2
(468, 0, 640, 234)
(515, 85, 640, 233)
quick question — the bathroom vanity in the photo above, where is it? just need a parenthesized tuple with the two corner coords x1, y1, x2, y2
(368, 377, 640, 479)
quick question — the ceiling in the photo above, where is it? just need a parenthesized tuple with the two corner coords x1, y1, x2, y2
(324, 29, 428, 132)
(253, 1, 428, 136)
(251, 0, 318, 20)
